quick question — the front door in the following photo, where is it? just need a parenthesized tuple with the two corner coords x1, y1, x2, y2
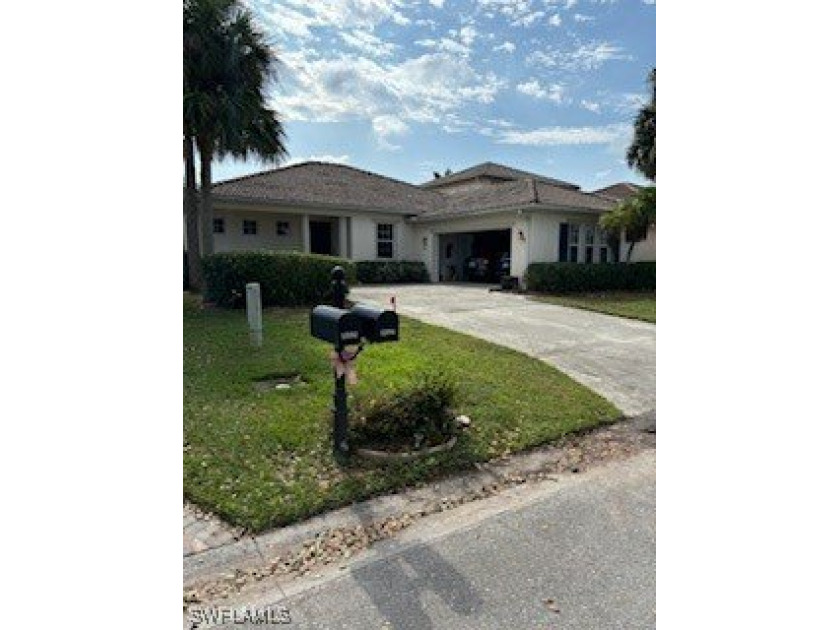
(310, 221, 333, 255)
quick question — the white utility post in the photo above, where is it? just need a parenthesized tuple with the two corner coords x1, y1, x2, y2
(246, 282, 263, 347)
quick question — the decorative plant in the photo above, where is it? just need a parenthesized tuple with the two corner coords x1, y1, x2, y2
(350, 374, 457, 449)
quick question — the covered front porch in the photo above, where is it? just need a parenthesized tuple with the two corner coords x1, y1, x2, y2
(211, 202, 352, 258)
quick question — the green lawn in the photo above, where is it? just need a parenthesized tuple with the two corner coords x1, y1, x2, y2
(184, 294, 620, 532)
(529, 292, 656, 323)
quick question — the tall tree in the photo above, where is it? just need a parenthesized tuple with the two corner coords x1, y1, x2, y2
(183, 0, 287, 289)
(627, 68, 656, 182)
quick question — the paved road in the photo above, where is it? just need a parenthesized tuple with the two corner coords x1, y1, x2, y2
(352, 284, 656, 416)
(206, 451, 655, 629)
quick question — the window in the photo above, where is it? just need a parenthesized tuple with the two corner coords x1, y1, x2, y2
(584, 226, 594, 263)
(568, 225, 579, 263)
(243, 220, 257, 235)
(213, 218, 225, 234)
(377, 223, 394, 258)
(276, 221, 290, 236)
(597, 227, 610, 263)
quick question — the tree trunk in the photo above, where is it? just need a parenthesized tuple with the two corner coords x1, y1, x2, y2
(183, 136, 203, 291)
(198, 136, 215, 260)
(626, 241, 636, 263)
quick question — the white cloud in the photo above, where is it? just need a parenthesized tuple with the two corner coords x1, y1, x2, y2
(261, 0, 410, 37)
(429, 0, 445, 7)
(274, 51, 504, 128)
(372, 115, 409, 150)
(512, 10, 545, 27)
(581, 99, 601, 113)
(493, 41, 516, 53)
(339, 30, 398, 58)
(516, 79, 566, 103)
(415, 37, 471, 55)
(496, 123, 631, 146)
(287, 154, 351, 165)
(573, 13, 595, 22)
(460, 25, 478, 46)
(526, 42, 629, 71)
(392, 10, 411, 25)
(548, 14, 562, 26)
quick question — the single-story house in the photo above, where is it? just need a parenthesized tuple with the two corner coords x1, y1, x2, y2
(206, 161, 653, 284)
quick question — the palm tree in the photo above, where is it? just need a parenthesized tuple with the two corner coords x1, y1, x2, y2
(183, 0, 287, 289)
(627, 69, 655, 182)
(600, 186, 655, 262)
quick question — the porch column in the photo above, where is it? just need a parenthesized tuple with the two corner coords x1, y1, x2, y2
(302, 214, 310, 253)
(338, 217, 348, 258)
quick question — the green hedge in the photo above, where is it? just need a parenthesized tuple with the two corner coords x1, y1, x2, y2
(356, 260, 430, 284)
(525, 262, 655, 293)
(202, 251, 357, 308)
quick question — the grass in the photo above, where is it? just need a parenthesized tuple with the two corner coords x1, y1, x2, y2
(528, 291, 656, 323)
(184, 293, 620, 532)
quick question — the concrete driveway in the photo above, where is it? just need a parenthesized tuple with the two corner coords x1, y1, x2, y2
(351, 284, 655, 416)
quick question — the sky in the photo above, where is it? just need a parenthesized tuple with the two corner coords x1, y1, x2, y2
(212, 0, 655, 190)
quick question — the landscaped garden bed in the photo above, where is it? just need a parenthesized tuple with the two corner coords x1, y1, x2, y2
(183, 293, 620, 532)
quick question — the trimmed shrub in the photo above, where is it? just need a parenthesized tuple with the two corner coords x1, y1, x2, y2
(350, 374, 457, 449)
(525, 262, 655, 294)
(202, 251, 357, 308)
(356, 260, 430, 284)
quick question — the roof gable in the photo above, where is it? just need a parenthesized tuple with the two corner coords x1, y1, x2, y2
(420, 162, 580, 191)
(593, 182, 642, 201)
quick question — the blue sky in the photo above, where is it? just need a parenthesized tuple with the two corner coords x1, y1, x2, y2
(212, 0, 655, 190)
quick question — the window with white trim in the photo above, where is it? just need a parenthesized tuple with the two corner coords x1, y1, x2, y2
(584, 225, 595, 263)
(377, 223, 394, 259)
(597, 227, 610, 263)
(243, 220, 257, 235)
(568, 225, 579, 263)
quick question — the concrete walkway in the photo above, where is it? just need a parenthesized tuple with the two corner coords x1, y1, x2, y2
(352, 284, 656, 416)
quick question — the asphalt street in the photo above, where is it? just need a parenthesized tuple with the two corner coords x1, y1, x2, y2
(202, 451, 655, 629)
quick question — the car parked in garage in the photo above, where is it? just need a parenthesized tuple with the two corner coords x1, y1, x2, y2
(464, 256, 491, 281)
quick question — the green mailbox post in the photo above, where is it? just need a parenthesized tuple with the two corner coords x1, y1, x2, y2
(309, 266, 400, 457)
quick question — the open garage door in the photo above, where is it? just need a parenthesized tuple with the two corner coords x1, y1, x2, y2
(438, 229, 512, 283)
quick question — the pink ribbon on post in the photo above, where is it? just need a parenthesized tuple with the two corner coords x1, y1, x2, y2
(330, 347, 359, 385)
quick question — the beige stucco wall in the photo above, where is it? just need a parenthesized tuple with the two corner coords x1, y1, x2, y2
(212, 209, 304, 252)
(348, 214, 412, 261)
(211, 199, 413, 262)
(621, 225, 656, 262)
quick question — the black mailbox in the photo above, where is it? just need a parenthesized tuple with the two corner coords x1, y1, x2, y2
(350, 304, 399, 343)
(310, 306, 361, 347)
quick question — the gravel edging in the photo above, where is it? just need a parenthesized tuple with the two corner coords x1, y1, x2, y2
(184, 411, 655, 602)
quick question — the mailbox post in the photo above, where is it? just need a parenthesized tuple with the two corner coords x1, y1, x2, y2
(309, 266, 400, 458)
(331, 266, 350, 455)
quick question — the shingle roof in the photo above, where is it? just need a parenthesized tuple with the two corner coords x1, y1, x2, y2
(420, 161, 579, 190)
(211, 160, 615, 219)
(211, 162, 448, 215)
(415, 178, 614, 221)
(593, 182, 642, 201)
